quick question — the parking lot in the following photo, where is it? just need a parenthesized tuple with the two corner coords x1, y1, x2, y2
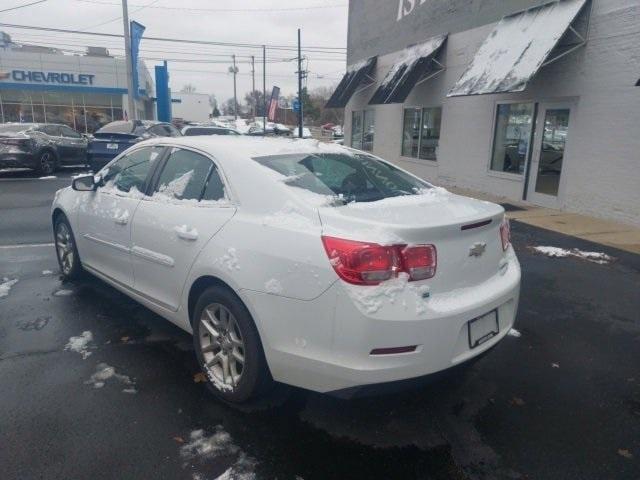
(1, 169, 638, 480)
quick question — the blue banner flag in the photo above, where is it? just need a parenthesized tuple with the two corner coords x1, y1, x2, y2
(130, 21, 145, 99)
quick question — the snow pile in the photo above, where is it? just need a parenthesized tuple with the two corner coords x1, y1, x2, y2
(180, 428, 257, 480)
(64, 331, 94, 359)
(264, 278, 283, 295)
(261, 200, 316, 229)
(344, 187, 449, 210)
(532, 246, 614, 264)
(344, 273, 429, 315)
(39, 176, 57, 180)
(84, 363, 137, 393)
(216, 248, 240, 272)
(0, 277, 18, 298)
(42, 270, 53, 276)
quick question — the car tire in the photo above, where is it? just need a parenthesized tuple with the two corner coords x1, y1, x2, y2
(36, 150, 57, 176)
(193, 285, 272, 403)
(54, 215, 83, 280)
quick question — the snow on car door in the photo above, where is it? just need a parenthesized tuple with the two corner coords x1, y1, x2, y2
(131, 147, 235, 311)
(77, 146, 160, 287)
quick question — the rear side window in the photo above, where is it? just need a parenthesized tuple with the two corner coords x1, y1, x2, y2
(97, 121, 134, 134)
(42, 125, 61, 136)
(183, 127, 226, 136)
(101, 146, 161, 194)
(253, 152, 429, 203)
(60, 125, 82, 138)
(154, 148, 218, 202)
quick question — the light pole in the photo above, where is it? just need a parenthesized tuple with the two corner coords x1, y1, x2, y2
(229, 55, 239, 120)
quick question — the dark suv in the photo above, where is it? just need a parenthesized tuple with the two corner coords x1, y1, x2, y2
(0, 123, 88, 175)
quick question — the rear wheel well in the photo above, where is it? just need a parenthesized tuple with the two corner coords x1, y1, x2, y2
(188, 276, 237, 327)
(39, 147, 58, 160)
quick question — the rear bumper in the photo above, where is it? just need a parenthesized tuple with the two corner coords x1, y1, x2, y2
(0, 152, 36, 169)
(245, 248, 521, 393)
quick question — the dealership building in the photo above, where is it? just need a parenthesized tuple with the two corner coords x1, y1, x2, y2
(0, 32, 155, 133)
(331, 0, 640, 226)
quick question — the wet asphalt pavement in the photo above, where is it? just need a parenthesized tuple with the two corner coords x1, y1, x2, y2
(0, 170, 639, 480)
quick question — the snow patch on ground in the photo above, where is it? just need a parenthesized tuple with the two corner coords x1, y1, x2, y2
(38, 176, 57, 180)
(42, 270, 53, 276)
(0, 277, 18, 298)
(507, 328, 522, 338)
(64, 330, 94, 359)
(532, 246, 614, 264)
(264, 278, 283, 295)
(84, 363, 136, 392)
(53, 288, 74, 296)
(180, 428, 257, 480)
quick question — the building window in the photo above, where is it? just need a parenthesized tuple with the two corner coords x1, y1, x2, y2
(490, 103, 534, 174)
(402, 107, 442, 161)
(351, 109, 375, 152)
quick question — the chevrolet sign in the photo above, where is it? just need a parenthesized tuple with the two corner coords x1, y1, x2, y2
(1, 70, 95, 85)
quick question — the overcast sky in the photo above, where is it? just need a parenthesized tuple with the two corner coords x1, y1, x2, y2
(2, 0, 348, 103)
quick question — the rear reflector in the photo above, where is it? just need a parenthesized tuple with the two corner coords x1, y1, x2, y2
(370, 346, 417, 355)
(322, 236, 436, 286)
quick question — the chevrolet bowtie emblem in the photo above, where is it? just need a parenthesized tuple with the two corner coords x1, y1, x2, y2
(469, 242, 487, 257)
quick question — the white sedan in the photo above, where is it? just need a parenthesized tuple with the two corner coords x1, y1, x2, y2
(52, 136, 520, 402)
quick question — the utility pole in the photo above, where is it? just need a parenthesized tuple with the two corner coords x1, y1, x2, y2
(251, 55, 256, 118)
(297, 28, 303, 138)
(230, 55, 238, 120)
(262, 45, 266, 134)
(121, 0, 136, 121)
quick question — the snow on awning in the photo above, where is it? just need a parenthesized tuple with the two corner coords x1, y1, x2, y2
(325, 57, 377, 109)
(369, 35, 447, 105)
(448, 0, 588, 97)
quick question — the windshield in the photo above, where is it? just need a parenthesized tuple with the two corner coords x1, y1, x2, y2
(0, 124, 34, 133)
(253, 152, 430, 203)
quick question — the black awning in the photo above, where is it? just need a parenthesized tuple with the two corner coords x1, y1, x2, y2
(368, 35, 446, 105)
(325, 57, 377, 109)
(448, 0, 588, 97)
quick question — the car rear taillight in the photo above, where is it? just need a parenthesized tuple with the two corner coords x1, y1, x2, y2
(321, 236, 436, 286)
(401, 245, 437, 281)
(500, 218, 511, 251)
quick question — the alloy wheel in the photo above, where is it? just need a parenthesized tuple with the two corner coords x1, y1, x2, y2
(199, 303, 245, 389)
(40, 152, 54, 174)
(55, 222, 75, 275)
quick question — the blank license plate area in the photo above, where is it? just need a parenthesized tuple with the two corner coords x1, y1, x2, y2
(106, 143, 119, 150)
(468, 310, 499, 349)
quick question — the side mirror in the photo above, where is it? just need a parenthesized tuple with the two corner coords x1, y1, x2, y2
(72, 174, 98, 191)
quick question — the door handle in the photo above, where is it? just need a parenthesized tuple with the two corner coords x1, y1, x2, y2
(114, 212, 129, 225)
(174, 225, 198, 241)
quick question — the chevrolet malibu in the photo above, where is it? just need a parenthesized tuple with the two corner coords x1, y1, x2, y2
(51, 136, 520, 403)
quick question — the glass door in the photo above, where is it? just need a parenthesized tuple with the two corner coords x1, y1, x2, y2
(526, 103, 572, 207)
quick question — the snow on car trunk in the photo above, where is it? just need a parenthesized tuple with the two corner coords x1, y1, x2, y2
(318, 190, 507, 294)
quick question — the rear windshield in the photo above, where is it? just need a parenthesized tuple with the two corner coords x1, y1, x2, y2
(0, 124, 35, 133)
(183, 127, 226, 136)
(97, 122, 135, 134)
(253, 152, 430, 203)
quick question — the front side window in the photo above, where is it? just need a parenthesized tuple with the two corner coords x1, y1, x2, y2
(102, 146, 160, 194)
(154, 149, 215, 201)
(253, 152, 429, 203)
(60, 125, 82, 138)
(490, 103, 533, 174)
(401, 107, 442, 161)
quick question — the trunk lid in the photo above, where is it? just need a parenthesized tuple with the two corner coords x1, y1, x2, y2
(318, 189, 506, 293)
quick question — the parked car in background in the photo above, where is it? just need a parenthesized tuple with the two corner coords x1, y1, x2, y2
(0, 123, 87, 175)
(181, 125, 242, 136)
(52, 136, 520, 403)
(87, 120, 181, 171)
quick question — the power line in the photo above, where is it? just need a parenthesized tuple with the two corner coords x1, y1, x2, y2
(0, 22, 347, 52)
(81, 0, 162, 31)
(0, 0, 48, 14)
(72, 0, 347, 14)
